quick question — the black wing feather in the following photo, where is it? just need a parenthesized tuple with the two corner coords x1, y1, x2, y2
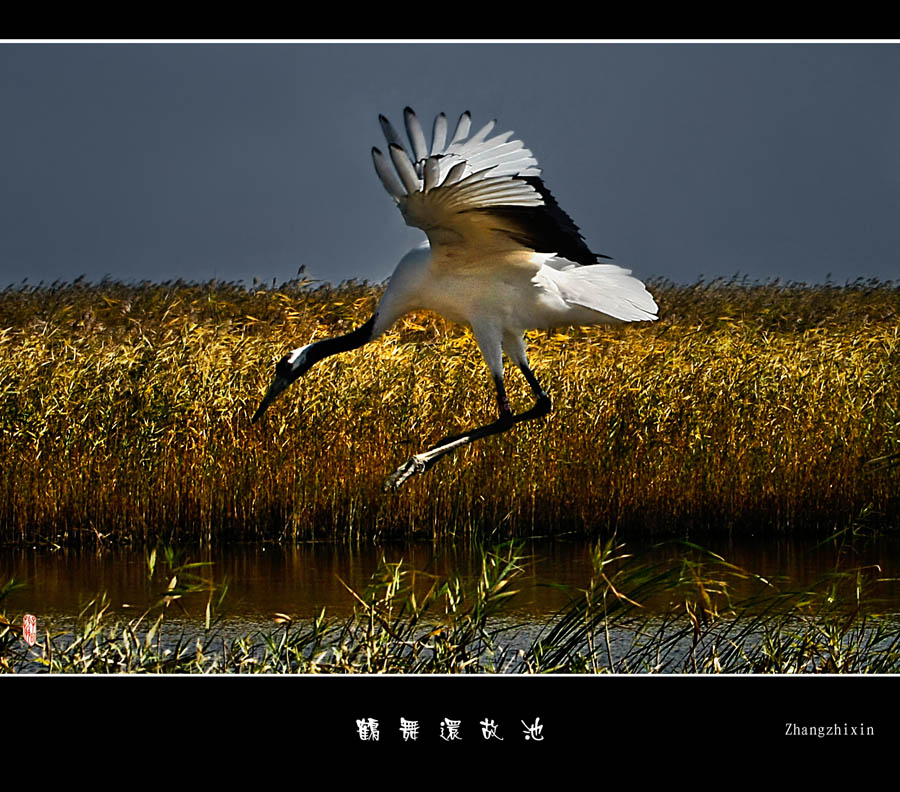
(465, 176, 610, 266)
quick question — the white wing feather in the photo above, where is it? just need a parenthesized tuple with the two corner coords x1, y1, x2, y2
(371, 108, 545, 238)
(389, 144, 420, 195)
(430, 113, 448, 155)
(374, 108, 542, 195)
(404, 107, 429, 164)
(449, 111, 471, 145)
(378, 114, 406, 153)
(372, 147, 405, 201)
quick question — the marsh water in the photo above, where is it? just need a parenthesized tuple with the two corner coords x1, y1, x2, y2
(4, 535, 900, 638)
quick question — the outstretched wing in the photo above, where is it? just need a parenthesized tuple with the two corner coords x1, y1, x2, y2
(371, 108, 607, 267)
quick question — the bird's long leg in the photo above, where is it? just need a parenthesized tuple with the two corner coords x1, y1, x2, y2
(504, 330, 552, 415)
(493, 372, 513, 424)
(384, 330, 551, 490)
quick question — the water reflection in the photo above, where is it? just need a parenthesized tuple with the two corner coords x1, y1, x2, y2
(3, 535, 900, 632)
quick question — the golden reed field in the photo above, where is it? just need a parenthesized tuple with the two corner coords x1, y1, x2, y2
(1, 276, 898, 544)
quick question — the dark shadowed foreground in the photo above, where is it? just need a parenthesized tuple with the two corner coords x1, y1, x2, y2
(1, 277, 898, 544)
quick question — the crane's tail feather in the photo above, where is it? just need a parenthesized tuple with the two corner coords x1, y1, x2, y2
(547, 258, 659, 322)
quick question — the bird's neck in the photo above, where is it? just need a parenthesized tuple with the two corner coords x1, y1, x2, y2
(305, 316, 376, 368)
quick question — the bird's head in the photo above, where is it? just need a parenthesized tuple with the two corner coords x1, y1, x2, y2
(251, 344, 313, 422)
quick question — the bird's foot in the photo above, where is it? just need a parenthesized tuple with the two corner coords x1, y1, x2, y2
(384, 397, 551, 491)
(383, 454, 427, 491)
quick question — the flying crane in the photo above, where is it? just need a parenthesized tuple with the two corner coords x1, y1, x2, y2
(253, 108, 658, 488)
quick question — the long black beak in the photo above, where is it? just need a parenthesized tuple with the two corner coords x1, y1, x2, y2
(251, 375, 291, 423)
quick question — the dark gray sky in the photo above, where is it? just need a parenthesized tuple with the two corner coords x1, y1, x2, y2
(1, 42, 898, 287)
